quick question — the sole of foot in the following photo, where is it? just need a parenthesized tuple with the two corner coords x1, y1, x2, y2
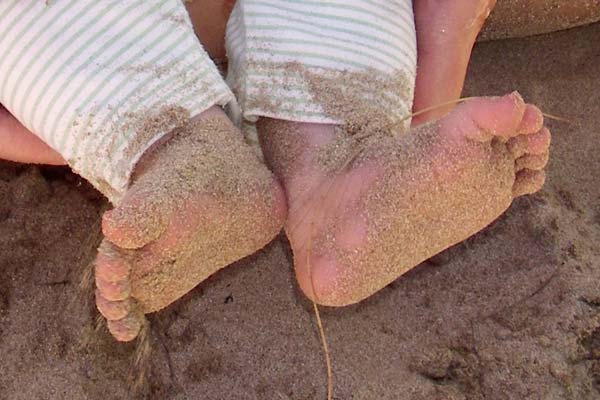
(94, 106, 287, 341)
(258, 92, 549, 307)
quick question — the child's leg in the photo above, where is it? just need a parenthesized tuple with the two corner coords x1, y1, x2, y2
(0, 0, 235, 166)
(226, 0, 550, 306)
(0, 1, 286, 341)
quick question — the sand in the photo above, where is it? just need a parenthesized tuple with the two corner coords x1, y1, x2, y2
(480, 0, 600, 40)
(1, 21, 599, 400)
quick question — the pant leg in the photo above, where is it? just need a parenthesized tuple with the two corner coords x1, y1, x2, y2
(0, 0, 235, 203)
(226, 0, 416, 133)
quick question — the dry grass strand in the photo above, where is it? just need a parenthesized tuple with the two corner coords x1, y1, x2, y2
(307, 233, 333, 400)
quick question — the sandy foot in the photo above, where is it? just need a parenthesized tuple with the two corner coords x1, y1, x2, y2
(95, 106, 286, 341)
(259, 92, 550, 306)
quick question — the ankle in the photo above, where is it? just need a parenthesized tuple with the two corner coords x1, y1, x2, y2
(132, 106, 229, 181)
(258, 118, 339, 181)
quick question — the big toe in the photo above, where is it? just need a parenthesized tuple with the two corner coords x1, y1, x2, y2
(443, 92, 527, 142)
(102, 189, 168, 250)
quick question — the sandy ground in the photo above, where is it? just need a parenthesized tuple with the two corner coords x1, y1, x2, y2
(480, 0, 600, 40)
(1, 22, 599, 400)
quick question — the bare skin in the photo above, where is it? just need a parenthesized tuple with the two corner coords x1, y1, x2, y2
(0, 5, 285, 341)
(0, 105, 65, 165)
(258, 93, 550, 305)
(412, 0, 497, 125)
(95, 106, 286, 341)
(184, 0, 234, 62)
(0, 1, 555, 337)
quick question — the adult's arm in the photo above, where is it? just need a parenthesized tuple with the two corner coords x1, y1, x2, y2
(0, 105, 65, 165)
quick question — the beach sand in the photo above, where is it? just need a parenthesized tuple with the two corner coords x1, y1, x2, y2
(480, 0, 600, 40)
(0, 22, 599, 400)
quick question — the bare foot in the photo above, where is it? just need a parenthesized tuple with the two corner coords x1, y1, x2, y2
(95, 106, 286, 341)
(258, 92, 550, 306)
(412, 0, 496, 125)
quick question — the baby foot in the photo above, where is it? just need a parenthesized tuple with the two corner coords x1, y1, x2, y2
(258, 92, 549, 306)
(94, 106, 286, 341)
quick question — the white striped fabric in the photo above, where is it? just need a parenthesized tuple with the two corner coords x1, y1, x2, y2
(0, 0, 233, 203)
(226, 0, 416, 129)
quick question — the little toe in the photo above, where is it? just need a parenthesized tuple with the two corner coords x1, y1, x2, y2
(95, 289, 132, 321)
(516, 104, 544, 135)
(513, 169, 546, 197)
(106, 308, 144, 342)
(515, 152, 549, 171)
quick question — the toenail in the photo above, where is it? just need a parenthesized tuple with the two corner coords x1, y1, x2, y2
(97, 240, 120, 259)
(107, 320, 140, 342)
(509, 91, 524, 105)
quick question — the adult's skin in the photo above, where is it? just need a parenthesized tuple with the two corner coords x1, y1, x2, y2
(1, 0, 598, 162)
(411, 0, 498, 125)
(0, 105, 65, 165)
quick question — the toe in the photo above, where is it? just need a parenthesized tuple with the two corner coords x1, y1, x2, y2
(507, 127, 551, 157)
(102, 191, 167, 249)
(95, 241, 132, 302)
(515, 152, 549, 171)
(513, 169, 546, 197)
(463, 92, 527, 140)
(95, 289, 132, 320)
(106, 308, 144, 342)
(95, 240, 131, 282)
(95, 274, 131, 302)
(516, 104, 544, 135)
